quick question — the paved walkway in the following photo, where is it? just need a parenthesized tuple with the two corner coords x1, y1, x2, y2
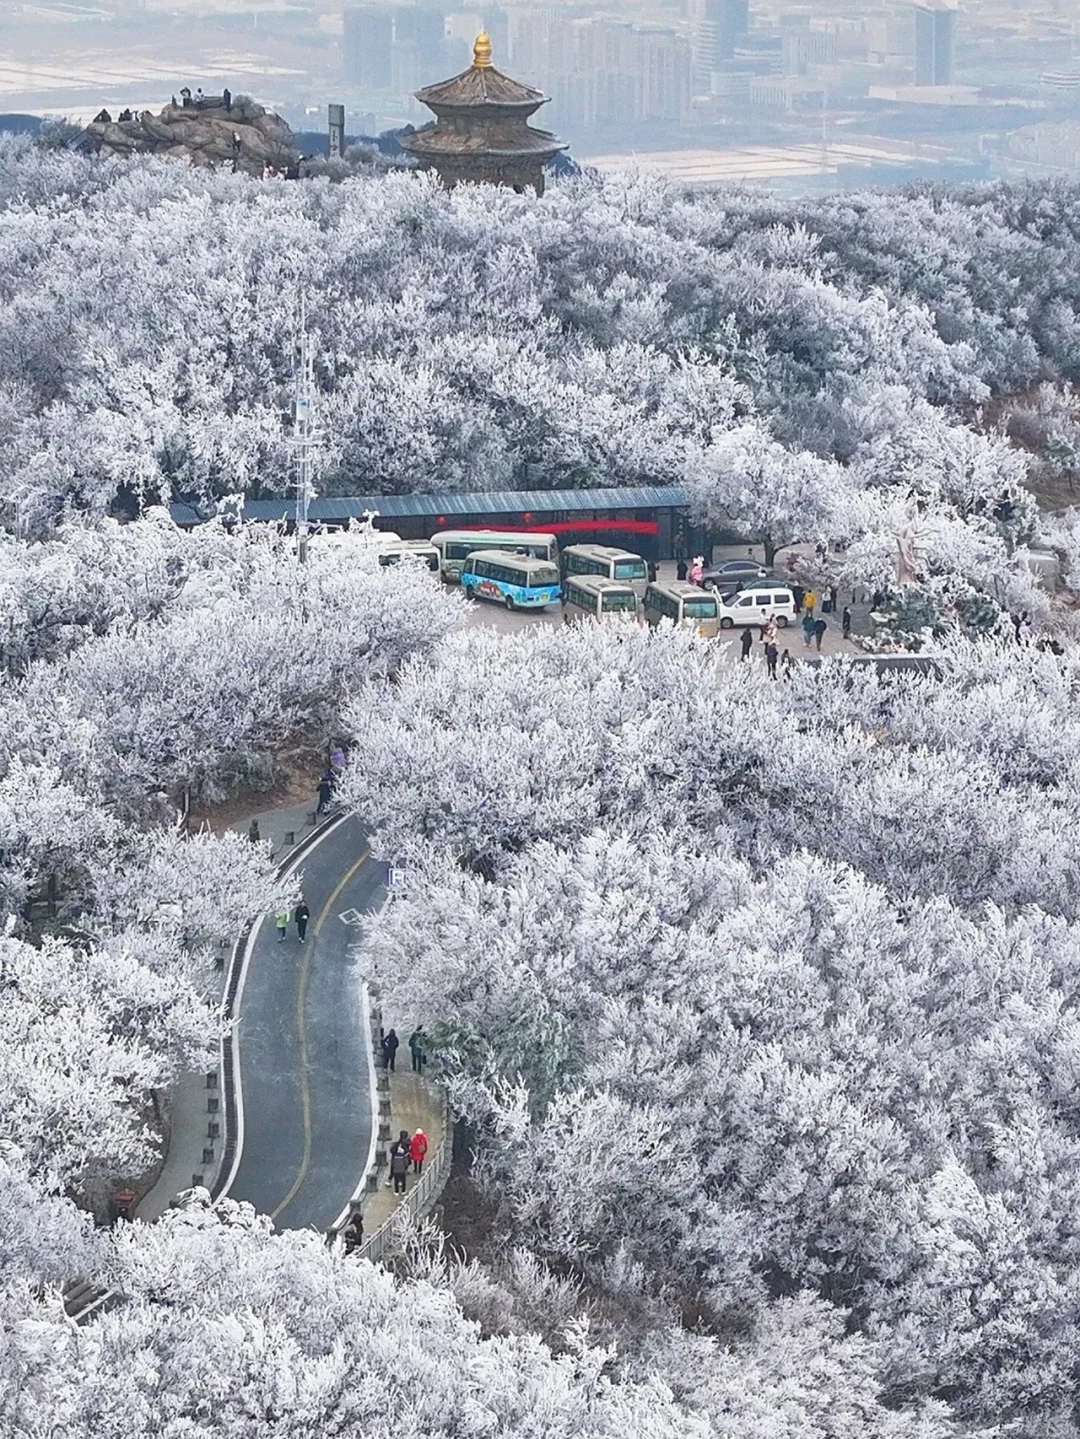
(361, 1064, 446, 1236)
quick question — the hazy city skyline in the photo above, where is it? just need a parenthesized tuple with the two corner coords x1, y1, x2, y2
(2, 0, 1080, 190)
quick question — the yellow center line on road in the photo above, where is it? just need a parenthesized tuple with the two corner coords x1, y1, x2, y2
(270, 845, 372, 1223)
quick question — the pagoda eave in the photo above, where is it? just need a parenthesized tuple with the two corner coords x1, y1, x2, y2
(402, 133, 567, 160)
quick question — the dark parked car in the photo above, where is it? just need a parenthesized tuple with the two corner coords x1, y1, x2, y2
(700, 559, 771, 593)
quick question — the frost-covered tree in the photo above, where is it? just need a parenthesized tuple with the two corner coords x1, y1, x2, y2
(344, 620, 1080, 1433)
(683, 419, 856, 567)
(0, 1189, 717, 1439)
(1, 143, 1079, 546)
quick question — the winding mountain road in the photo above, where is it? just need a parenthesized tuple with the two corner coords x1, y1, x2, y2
(220, 815, 382, 1232)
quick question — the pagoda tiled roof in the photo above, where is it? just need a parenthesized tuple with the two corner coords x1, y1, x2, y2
(415, 64, 547, 109)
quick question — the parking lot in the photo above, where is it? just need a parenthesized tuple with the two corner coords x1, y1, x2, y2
(458, 558, 865, 663)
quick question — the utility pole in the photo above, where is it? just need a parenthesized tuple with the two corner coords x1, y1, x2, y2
(821, 87, 828, 174)
(293, 292, 316, 564)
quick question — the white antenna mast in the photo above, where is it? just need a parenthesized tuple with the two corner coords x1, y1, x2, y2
(293, 290, 317, 564)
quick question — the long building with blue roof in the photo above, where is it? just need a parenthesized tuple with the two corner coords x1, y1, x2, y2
(168, 485, 733, 561)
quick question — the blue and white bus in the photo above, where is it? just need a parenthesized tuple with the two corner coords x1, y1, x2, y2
(460, 551, 562, 610)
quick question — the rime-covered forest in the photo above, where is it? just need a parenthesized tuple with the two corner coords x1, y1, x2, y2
(5, 140, 1080, 1436)
(2, 135, 1080, 521)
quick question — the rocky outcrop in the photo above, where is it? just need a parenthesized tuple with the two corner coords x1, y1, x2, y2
(77, 96, 300, 176)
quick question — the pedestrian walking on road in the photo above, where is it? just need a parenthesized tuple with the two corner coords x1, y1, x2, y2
(274, 907, 289, 942)
(382, 1028, 400, 1072)
(647, 558, 658, 583)
(408, 1029, 426, 1072)
(389, 1130, 410, 1193)
(739, 628, 753, 661)
(765, 641, 779, 679)
(248, 820, 260, 844)
(842, 606, 851, 640)
(330, 742, 346, 775)
(295, 900, 310, 942)
(827, 585, 838, 614)
(316, 772, 333, 816)
(410, 1128, 428, 1175)
(813, 616, 827, 652)
(781, 648, 794, 680)
(676, 557, 687, 582)
(803, 590, 817, 619)
(791, 584, 804, 615)
(689, 556, 704, 585)
(802, 612, 815, 648)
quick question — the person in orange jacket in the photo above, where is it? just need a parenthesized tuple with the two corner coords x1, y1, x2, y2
(410, 1128, 428, 1176)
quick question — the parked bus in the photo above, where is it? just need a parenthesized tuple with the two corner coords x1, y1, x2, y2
(562, 576, 640, 623)
(376, 540, 440, 572)
(432, 529, 559, 582)
(561, 544, 649, 598)
(460, 551, 562, 610)
(642, 581, 720, 639)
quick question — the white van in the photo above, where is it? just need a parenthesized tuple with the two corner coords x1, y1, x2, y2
(718, 586, 797, 629)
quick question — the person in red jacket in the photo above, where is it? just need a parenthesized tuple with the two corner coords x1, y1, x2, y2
(410, 1128, 428, 1176)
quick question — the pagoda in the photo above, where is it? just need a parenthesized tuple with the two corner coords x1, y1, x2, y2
(402, 31, 567, 195)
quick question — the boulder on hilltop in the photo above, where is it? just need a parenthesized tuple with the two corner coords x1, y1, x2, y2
(75, 96, 300, 176)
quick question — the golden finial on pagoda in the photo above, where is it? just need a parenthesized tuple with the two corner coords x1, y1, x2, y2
(473, 30, 493, 67)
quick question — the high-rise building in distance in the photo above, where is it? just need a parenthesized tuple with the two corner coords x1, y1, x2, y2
(690, 0, 750, 92)
(913, 3, 954, 86)
(392, 4, 447, 95)
(344, 4, 394, 88)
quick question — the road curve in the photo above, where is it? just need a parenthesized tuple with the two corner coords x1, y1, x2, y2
(222, 815, 382, 1231)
